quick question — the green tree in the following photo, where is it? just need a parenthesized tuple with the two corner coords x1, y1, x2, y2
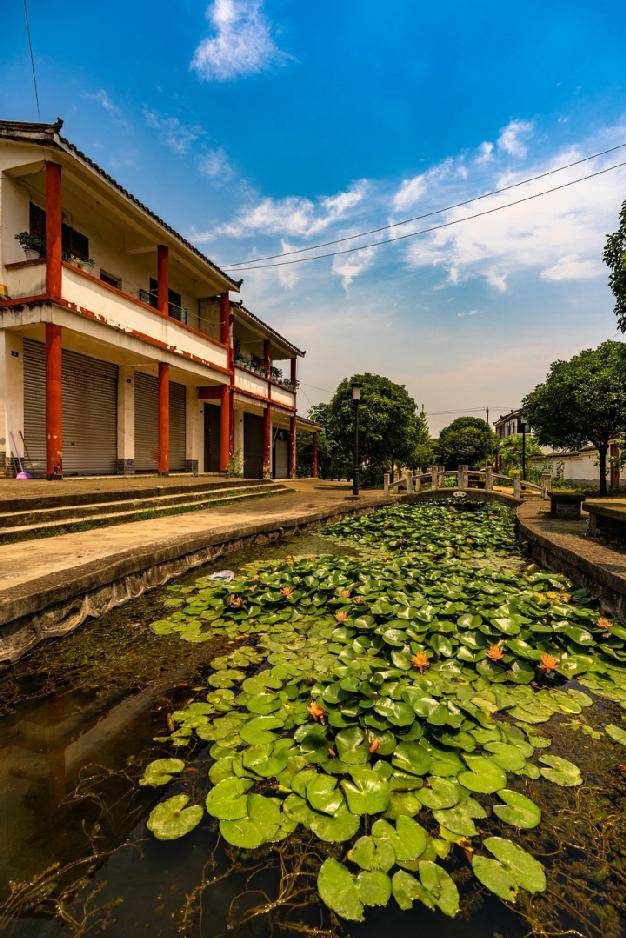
(438, 416, 497, 469)
(498, 432, 542, 474)
(296, 403, 332, 477)
(324, 373, 419, 484)
(523, 340, 626, 496)
(604, 199, 626, 331)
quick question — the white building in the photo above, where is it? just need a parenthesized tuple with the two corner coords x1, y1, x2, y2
(0, 119, 318, 479)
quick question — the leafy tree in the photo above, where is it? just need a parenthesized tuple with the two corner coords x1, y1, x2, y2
(523, 340, 626, 496)
(498, 432, 542, 474)
(296, 403, 332, 477)
(604, 199, 626, 331)
(438, 416, 498, 469)
(324, 373, 419, 484)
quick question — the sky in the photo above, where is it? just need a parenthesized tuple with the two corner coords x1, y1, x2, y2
(1, 1, 626, 434)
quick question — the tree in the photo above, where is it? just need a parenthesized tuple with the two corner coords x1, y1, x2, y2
(604, 199, 626, 331)
(296, 403, 332, 477)
(324, 373, 419, 484)
(522, 341, 626, 496)
(498, 432, 542, 474)
(438, 416, 497, 469)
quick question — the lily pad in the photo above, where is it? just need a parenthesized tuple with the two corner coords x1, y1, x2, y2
(139, 758, 185, 787)
(147, 794, 203, 840)
(318, 858, 364, 922)
(205, 777, 253, 820)
(539, 754, 582, 786)
(493, 790, 541, 829)
(219, 794, 281, 848)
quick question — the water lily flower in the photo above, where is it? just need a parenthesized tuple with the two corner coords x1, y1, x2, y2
(335, 610, 348, 623)
(561, 593, 571, 603)
(546, 591, 559, 602)
(340, 589, 351, 598)
(538, 653, 559, 672)
(411, 652, 430, 673)
(368, 737, 381, 753)
(227, 595, 243, 608)
(597, 616, 612, 631)
(486, 644, 505, 662)
(280, 586, 294, 598)
(327, 746, 336, 757)
(307, 701, 327, 724)
(353, 596, 364, 605)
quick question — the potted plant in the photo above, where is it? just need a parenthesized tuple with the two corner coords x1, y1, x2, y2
(14, 231, 45, 260)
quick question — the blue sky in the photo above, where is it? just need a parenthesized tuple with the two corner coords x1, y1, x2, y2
(2, 1, 626, 432)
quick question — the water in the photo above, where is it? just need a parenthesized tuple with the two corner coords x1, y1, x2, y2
(0, 529, 623, 937)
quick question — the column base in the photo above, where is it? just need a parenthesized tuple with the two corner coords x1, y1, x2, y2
(185, 459, 199, 473)
(116, 459, 135, 475)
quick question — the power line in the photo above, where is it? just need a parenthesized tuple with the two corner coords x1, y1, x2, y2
(428, 406, 514, 416)
(22, 0, 40, 120)
(225, 159, 626, 271)
(224, 142, 626, 268)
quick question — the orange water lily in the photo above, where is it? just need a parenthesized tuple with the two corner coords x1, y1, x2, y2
(335, 610, 348, 623)
(539, 653, 559, 672)
(340, 589, 351, 598)
(353, 596, 364, 605)
(307, 701, 327, 724)
(597, 616, 612, 631)
(412, 652, 430, 673)
(368, 737, 381, 753)
(486, 644, 505, 662)
(227, 595, 243, 608)
(280, 586, 294, 598)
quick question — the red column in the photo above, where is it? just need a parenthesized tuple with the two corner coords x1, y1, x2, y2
(45, 323, 63, 479)
(289, 415, 296, 479)
(228, 312, 235, 458)
(263, 407, 271, 478)
(290, 357, 297, 385)
(45, 162, 62, 297)
(219, 385, 230, 472)
(157, 245, 169, 316)
(219, 292, 229, 345)
(264, 340, 271, 379)
(312, 432, 319, 478)
(158, 362, 169, 474)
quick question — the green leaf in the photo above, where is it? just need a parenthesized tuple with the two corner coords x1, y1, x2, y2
(493, 790, 541, 829)
(375, 698, 416, 726)
(357, 870, 392, 907)
(419, 860, 460, 917)
(239, 714, 283, 744)
(605, 724, 626, 745)
(472, 855, 518, 902)
(306, 774, 344, 815)
(318, 858, 364, 922)
(372, 816, 428, 868)
(334, 726, 369, 764)
(147, 794, 203, 840)
(341, 766, 391, 815)
(458, 755, 507, 793)
(309, 805, 360, 842)
(392, 741, 432, 776)
(219, 794, 281, 848)
(392, 869, 434, 911)
(539, 754, 582, 786)
(139, 758, 185, 787)
(418, 778, 462, 810)
(348, 835, 395, 872)
(205, 777, 253, 820)
(484, 836, 546, 893)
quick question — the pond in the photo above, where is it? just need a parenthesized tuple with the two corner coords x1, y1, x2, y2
(0, 500, 624, 938)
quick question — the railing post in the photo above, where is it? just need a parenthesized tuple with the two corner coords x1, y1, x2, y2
(384, 472, 390, 494)
(459, 464, 468, 488)
(512, 471, 521, 500)
(414, 473, 421, 493)
(541, 472, 551, 500)
(406, 471, 413, 494)
(485, 467, 493, 492)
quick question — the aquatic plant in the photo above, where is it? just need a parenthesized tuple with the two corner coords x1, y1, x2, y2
(144, 500, 626, 925)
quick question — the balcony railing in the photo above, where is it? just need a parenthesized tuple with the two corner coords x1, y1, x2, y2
(138, 288, 188, 324)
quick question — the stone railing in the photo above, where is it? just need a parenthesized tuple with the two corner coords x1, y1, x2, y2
(384, 466, 551, 500)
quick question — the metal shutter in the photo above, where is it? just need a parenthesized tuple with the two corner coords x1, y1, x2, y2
(134, 373, 187, 472)
(170, 381, 186, 471)
(243, 413, 263, 479)
(134, 372, 159, 471)
(23, 339, 118, 476)
(23, 339, 46, 476)
(62, 347, 117, 474)
(273, 430, 289, 479)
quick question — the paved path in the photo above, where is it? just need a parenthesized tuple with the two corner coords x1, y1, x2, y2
(0, 480, 389, 595)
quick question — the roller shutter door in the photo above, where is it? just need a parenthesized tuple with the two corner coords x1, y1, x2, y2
(23, 339, 118, 476)
(273, 429, 289, 479)
(243, 413, 263, 479)
(134, 373, 187, 472)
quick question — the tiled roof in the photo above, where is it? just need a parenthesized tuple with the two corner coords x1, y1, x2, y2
(0, 118, 241, 291)
(235, 301, 304, 358)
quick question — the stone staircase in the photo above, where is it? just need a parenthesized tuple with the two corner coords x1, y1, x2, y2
(0, 478, 290, 544)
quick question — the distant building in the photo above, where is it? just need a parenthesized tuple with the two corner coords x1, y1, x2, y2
(493, 408, 525, 440)
(0, 119, 319, 479)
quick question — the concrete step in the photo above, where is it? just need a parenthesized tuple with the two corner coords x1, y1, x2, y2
(0, 477, 269, 515)
(0, 482, 283, 528)
(0, 484, 290, 544)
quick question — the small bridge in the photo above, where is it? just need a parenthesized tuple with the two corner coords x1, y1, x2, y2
(384, 466, 550, 501)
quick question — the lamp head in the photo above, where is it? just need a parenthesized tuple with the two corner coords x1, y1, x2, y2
(352, 385, 361, 402)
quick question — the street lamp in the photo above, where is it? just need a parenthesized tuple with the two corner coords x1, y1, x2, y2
(352, 385, 361, 496)
(518, 417, 528, 481)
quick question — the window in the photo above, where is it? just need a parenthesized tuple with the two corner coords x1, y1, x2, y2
(148, 278, 185, 322)
(100, 269, 121, 289)
(29, 202, 90, 261)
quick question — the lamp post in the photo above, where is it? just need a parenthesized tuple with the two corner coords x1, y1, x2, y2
(352, 385, 361, 496)
(519, 418, 528, 481)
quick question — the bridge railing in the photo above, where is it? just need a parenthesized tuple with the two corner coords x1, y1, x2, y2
(384, 466, 550, 499)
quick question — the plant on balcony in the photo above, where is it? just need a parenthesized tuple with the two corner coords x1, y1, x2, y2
(15, 231, 45, 258)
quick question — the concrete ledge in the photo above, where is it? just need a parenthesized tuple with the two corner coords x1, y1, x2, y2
(401, 488, 521, 508)
(517, 499, 626, 616)
(0, 494, 392, 663)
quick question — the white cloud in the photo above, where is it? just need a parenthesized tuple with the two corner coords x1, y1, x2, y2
(475, 141, 494, 164)
(457, 309, 479, 318)
(497, 119, 534, 158)
(144, 108, 205, 154)
(393, 175, 427, 213)
(218, 181, 367, 238)
(83, 90, 126, 124)
(198, 147, 234, 183)
(276, 241, 301, 290)
(191, 0, 290, 82)
(540, 254, 603, 282)
(332, 246, 375, 290)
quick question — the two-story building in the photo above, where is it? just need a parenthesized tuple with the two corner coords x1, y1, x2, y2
(0, 119, 318, 480)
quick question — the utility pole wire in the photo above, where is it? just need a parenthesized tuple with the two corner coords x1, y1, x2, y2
(224, 142, 626, 268)
(23, 0, 40, 120)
